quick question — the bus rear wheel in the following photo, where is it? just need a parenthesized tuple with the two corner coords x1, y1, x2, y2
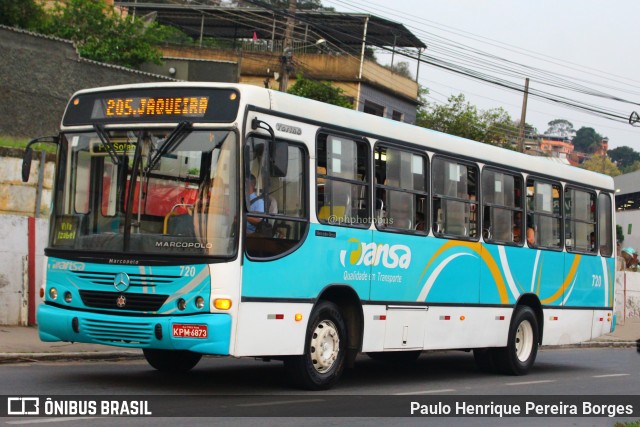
(284, 301, 346, 390)
(143, 349, 202, 373)
(494, 306, 539, 375)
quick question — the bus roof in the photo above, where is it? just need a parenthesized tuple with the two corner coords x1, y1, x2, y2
(66, 82, 614, 192)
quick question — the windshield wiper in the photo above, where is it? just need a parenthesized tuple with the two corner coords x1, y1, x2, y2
(145, 121, 192, 174)
(93, 124, 121, 166)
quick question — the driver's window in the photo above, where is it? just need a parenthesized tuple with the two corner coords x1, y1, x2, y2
(245, 136, 308, 258)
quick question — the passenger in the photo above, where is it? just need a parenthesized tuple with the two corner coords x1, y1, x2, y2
(246, 174, 265, 234)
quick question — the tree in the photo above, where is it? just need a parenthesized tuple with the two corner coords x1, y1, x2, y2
(40, 0, 170, 69)
(608, 146, 640, 171)
(580, 154, 621, 177)
(545, 119, 574, 138)
(416, 93, 515, 146)
(384, 62, 413, 79)
(287, 74, 353, 108)
(514, 120, 538, 139)
(0, 0, 46, 29)
(572, 127, 604, 154)
(622, 160, 640, 174)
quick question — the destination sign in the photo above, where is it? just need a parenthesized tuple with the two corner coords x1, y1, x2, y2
(101, 96, 210, 119)
(62, 87, 240, 126)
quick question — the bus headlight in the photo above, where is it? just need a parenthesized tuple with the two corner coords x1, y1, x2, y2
(64, 291, 72, 303)
(195, 297, 205, 310)
(49, 288, 58, 300)
(177, 298, 186, 311)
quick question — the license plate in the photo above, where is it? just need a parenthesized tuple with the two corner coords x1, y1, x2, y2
(172, 324, 208, 339)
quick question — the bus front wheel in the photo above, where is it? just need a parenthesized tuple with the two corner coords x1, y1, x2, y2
(495, 306, 539, 375)
(284, 301, 347, 390)
(143, 349, 202, 373)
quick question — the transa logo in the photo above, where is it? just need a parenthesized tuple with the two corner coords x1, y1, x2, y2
(339, 238, 411, 269)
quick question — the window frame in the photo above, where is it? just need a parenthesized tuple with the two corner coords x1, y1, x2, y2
(598, 192, 614, 257)
(564, 185, 598, 255)
(244, 134, 310, 260)
(481, 167, 525, 247)
(526, 176, 563, 251)
(431, 155, 480, 241)
(373, 142, 429, 235)
(315, 131, 371, 229)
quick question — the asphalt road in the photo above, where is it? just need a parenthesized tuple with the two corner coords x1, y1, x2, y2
(0, 347, 638, 427)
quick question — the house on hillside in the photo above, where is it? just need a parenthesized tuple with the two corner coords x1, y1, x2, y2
(115, 2, 426, 124)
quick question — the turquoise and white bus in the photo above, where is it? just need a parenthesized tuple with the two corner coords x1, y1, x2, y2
(23, 82, 616, 390)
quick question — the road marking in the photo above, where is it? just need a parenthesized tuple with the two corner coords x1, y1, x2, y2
(505, 380, 555, 386)
(237, 398, 324, 407)
(593, 373, 630, 378)
(7, 417, 95, 424)
(394, 389, 456, 395)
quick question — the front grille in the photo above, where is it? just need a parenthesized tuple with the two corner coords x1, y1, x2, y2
(71, 271, 180, 288)
(81, 318, 155, 346)
(79, 290, 168, 311)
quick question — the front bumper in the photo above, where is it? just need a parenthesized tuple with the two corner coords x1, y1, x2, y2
(37, 304, 231, 355)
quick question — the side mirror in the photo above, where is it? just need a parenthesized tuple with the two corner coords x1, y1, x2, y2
(22, 147, 33, 182)
(270, 141, 288, 178)
(21, 136, 59, 183)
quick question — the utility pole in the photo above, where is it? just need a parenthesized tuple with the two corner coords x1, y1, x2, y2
(279, 0, 296, 92)
(517, 78, 530, 153)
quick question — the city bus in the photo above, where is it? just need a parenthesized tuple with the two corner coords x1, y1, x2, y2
(22, 82, 616, 390)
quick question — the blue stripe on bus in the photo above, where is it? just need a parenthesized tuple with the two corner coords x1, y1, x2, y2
(242, 223, 614, 308)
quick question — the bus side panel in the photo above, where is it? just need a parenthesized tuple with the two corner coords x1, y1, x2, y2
(241, 226, 372, 299)
(233, 302, 312, 356)
(406, 239, 482, 304)
(422, 306, 512, 350)
(479, 246, 565, 305)
(236, 225, 371, 355)
(541, 308, 593, 345)
(562, 254, 614, 309)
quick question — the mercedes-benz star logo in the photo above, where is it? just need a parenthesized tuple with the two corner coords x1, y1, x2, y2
(113, 272, 130, 292)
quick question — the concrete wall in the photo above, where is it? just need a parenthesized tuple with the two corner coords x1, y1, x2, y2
(0, 26, 172, 139)
(0, 149, 55, 217)
(615, 269, 640, 322)
(0, 215, 48, 325)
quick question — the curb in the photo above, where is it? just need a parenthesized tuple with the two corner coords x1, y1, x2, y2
(545, 341, 637, 349)
(0, 342, 636, 364)
(0, 351, 142, 364)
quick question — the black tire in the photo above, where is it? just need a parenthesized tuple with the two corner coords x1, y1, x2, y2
(367, 351, 421, 363)
(143, 349, 202, 373)
(494, 306, 539, 375)
(473, 348, 498, 372)
(284, 301, 347, 390)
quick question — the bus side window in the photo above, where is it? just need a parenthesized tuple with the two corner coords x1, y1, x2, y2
(432, 156, 477, 239)
(317, 133, 369, 228)
(374, 144, 428, 233)
(481, 168, 523, 246)
(527, 178, 562, 250)
(598, 193, 613, 256)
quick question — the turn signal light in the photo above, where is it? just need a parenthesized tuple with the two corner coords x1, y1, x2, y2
(214, 298, 232, 310)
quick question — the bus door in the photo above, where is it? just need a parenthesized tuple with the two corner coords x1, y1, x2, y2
(369, 145, 430, 350)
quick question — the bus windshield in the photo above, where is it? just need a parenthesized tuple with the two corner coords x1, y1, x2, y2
(50, 127, 238, 260)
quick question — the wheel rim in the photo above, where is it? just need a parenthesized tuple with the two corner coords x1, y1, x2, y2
(309, 319, 340, 373)
(515, 319, 534, 362)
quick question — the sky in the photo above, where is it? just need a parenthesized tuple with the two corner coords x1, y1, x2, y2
(323, 0, 640, 150)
